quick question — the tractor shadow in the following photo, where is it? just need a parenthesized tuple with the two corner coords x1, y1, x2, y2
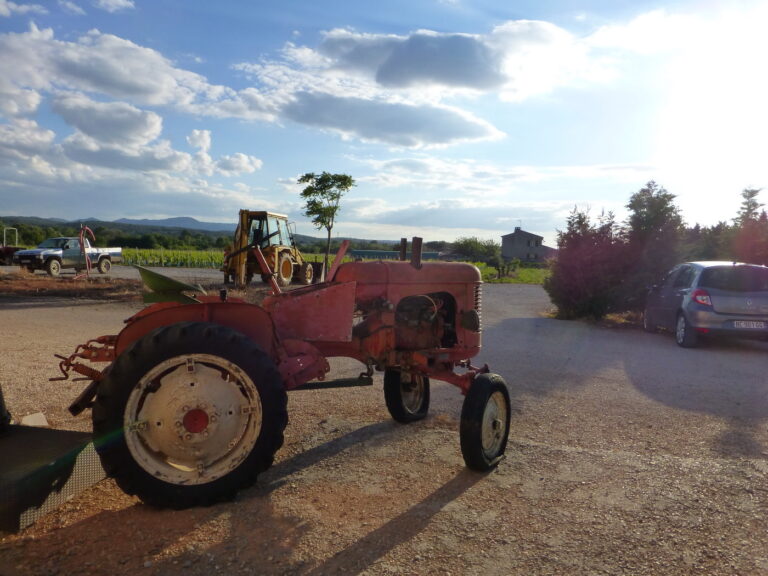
(303, 469, 482, 576)
(481, 313, 768, 460)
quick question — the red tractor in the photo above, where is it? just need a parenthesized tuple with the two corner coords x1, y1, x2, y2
(55, 239, 511, 508)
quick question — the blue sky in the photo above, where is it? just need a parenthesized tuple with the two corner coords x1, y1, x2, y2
(1, 0, 766, 246)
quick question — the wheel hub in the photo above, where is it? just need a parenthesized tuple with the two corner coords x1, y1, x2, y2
(481, 391, 508, 455)
(124, 354, 262, 485)
(183, 408, 210, 434)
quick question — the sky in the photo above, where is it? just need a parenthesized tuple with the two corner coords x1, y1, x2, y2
(0, 0, 766, 247)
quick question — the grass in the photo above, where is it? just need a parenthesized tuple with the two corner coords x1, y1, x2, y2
(476, 263, 550, 284)
(120, 248, 551, 285)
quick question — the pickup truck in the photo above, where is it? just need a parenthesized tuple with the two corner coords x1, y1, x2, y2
(13, 237, 122, 276)
(0, 245, 22, 266)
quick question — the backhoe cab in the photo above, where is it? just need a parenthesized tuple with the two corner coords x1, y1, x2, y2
(222, 210, 315, 288)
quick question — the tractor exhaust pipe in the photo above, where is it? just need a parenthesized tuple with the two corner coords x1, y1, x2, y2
(411, 237, 423, 269)
(398, 237, 423, 269)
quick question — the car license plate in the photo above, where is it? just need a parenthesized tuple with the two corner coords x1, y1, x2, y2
(734, 320, 766, 329)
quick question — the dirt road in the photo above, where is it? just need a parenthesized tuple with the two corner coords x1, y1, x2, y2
(1, 277, 767, 575)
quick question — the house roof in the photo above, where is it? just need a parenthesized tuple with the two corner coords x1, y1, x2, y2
(501, 228, 543, 240)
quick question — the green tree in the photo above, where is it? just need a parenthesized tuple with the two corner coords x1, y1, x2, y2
(734, 188, 764, 226)
(298, 171, 356, 274)
(451, 237, 500, 263)
(624, 181, 683, 308)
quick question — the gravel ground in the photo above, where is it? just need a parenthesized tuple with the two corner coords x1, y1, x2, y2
(1, 268, 767, 575)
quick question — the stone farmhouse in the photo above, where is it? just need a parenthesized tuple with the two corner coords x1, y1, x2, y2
(501, 227, 556, 263)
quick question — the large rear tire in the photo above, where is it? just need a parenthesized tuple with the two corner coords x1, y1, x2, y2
(97, 258, 111, 274)
(92, 322, 287, 508)
(460, 373, 511, 471)
(384, 368, 430, 423)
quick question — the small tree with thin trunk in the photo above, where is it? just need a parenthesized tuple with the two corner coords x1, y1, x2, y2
(298, 171, 356, 275)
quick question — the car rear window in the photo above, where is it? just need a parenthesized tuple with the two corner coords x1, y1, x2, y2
(699, 266, 768, 292)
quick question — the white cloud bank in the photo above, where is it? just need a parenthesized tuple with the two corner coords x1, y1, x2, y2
(0, 4, 764, 237)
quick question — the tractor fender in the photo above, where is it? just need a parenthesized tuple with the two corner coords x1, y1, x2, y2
(115, 301, 279, 361)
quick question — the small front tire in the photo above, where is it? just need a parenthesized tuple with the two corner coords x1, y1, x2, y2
(460, 373, 511, 471)
(384, 368, 429, 423)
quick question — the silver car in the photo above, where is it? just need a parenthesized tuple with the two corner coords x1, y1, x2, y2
(643, 261, 768, 347)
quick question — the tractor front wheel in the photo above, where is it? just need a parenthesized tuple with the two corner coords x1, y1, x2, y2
(276, 253, 293, 287)
(92, 322, 288, 509)
(384, 368, 430, 423)
(460, 373, 510, 471)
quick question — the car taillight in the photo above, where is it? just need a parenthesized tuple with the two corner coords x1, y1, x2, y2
(692, 289, 712, 306)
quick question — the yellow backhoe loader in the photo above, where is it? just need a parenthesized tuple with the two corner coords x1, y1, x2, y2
(222, 210, 317, 288)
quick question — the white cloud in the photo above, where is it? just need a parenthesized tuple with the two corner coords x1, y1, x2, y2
(282, 92, 502, 148)
(93, 0, 133, 13)
(187, 129, 211, 153)
(52, 92, 163, 146)
(0, 118, 55, 158)
(0, 79, 41, 116)
(61, 132, 191, 172)
(0, 0, 46, 17)
(58, 1, 85, 15)
(587, 9, 697, 55)
(0, 20, 607, 150)
(216, 153, 262, 175)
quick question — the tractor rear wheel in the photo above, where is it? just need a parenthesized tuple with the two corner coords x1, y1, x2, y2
(276, 253, 293, 287)
(460, 373, 510, 471)
(92, 322, 288, 509)
(384, 368, 430, 423)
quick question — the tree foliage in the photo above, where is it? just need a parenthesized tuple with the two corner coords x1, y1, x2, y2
(735, 188, 764, 226)
(451, 236, 500, 262)
(623, 181, 684, 309)
(298, 171, 356, 271)
(545, 184, 768, 320)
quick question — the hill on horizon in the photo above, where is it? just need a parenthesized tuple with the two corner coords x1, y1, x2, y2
(0, 215, 402, 246)
(114, 216, 235, 232)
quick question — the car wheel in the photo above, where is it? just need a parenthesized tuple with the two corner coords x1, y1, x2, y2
(45, 259, 61, 277)
(97, 258, 111, 274)
(675, 313, 698, 348)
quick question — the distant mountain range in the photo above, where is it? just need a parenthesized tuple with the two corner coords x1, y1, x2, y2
(0, 215, 400, 245)
(114, 216, 236, 232)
